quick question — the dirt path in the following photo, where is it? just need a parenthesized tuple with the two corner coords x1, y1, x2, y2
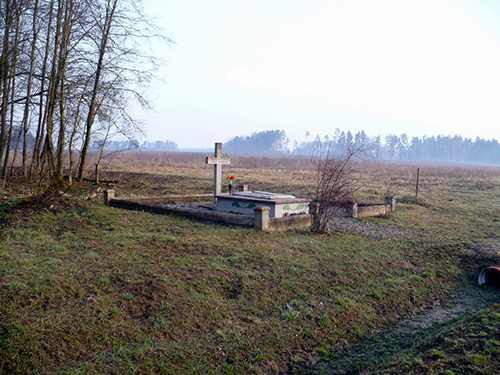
(293, 284, 500, 375)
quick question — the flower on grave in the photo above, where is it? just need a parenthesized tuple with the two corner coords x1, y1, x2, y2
(226, 175, 236, 194)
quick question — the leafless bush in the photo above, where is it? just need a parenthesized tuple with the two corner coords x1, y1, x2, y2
(311, 144, 364, 233)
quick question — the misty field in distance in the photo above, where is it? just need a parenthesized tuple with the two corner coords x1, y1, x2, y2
(93, 150, 500, 201)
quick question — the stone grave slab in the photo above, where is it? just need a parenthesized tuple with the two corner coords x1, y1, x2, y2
(215, 191, 311, 218)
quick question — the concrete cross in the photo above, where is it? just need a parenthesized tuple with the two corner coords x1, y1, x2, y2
(205, 142, 230, 202)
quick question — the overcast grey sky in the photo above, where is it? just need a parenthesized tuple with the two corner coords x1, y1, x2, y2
(140, 0, 500, 149)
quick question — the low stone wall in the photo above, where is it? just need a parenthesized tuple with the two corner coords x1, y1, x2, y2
(103, 190, 395, 232)
(110, 194, 213, 204)
(329, 205, 356, 218)
(311, 197, 396, 219)
(355, 203, 391, 218)
(108, 198, 254, 226)
(104, 190, 311, 232)
(354, 197, 396, 218)
(269, 214, 313, 232)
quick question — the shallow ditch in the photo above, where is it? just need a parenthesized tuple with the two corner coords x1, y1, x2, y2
(292, 284, 499, 375)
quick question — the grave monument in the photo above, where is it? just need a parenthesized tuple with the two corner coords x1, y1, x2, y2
(205, 142, 311, 218)
(205, 142, 230, 203)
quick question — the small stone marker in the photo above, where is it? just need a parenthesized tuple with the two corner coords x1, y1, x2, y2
(385, 196, 396, 211)
(254, 206, 270, 231)
(103, 189, 115, 205)
(205, 142, 230, 202)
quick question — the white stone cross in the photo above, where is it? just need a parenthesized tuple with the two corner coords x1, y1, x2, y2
(205, 142, 230, 202)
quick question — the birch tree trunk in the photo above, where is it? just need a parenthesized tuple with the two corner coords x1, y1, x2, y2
(31, 0, 55, 176)
(40, 0, 65, 186)
(0, 0, 13, 174)
(2, 0, 21, 179)
(21, 0, 40, 177)
(54, 0, 74, 181)
(77, 0, 118, 180)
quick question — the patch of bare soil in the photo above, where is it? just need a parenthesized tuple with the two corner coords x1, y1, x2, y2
(0, 196, 88, 238)
(293, 284, 500, 375)
(1, 195, 86, 217)
(331, 218, 405, 240)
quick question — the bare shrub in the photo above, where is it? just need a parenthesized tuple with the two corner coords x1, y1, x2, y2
(311, 144, 363, 234)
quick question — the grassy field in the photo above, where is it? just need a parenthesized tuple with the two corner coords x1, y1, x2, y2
(1, 153, 500, 374)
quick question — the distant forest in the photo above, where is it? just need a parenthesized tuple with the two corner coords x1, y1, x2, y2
(224, 129, 500, 165)
(90, 139, 178, 152)
(225, 130, 289, 155)
(91, 128, 500, 165)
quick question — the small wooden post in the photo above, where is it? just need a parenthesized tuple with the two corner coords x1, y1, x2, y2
(416, 168, 420, 199)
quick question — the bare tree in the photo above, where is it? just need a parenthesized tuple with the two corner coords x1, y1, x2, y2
(1, 0, 21, 180)
(77, 0, 167, 180)
(20, 0, 40, 177)
(0, 0, 15, 172)
(310, 143, 363, 234)
(0, 0, 169, 194)
(31, 0, 56, 176)
(76, 0, 117, 180)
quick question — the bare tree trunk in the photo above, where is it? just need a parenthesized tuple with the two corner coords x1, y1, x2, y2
(22, 0, 40, 177)
(2, 0, 21, 179)
(0, 0, 13, 174)
(40, 0, 65, 187)
(31, 0, 55, 176)
(77, 0, 118, 180)
(55, 0, 74, 181)
(10, 121, 23, 176)
(94, 119, 113, 185)
(2, 75, 14, 181)
(67, 90, 86, 186)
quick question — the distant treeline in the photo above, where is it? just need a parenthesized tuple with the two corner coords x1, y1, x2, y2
(225, 130, 288, 154)
(90, 140, 178, 152)
(224, 129, 500, 165)
(91, 129, 500, 165)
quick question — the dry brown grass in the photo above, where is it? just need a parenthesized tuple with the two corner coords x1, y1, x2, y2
(92, 151, 500, 201)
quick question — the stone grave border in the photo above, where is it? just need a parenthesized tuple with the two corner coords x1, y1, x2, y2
(103, 190, 313, 232)
(349, 197, 396, 218)
(102, 190, 396, 232)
